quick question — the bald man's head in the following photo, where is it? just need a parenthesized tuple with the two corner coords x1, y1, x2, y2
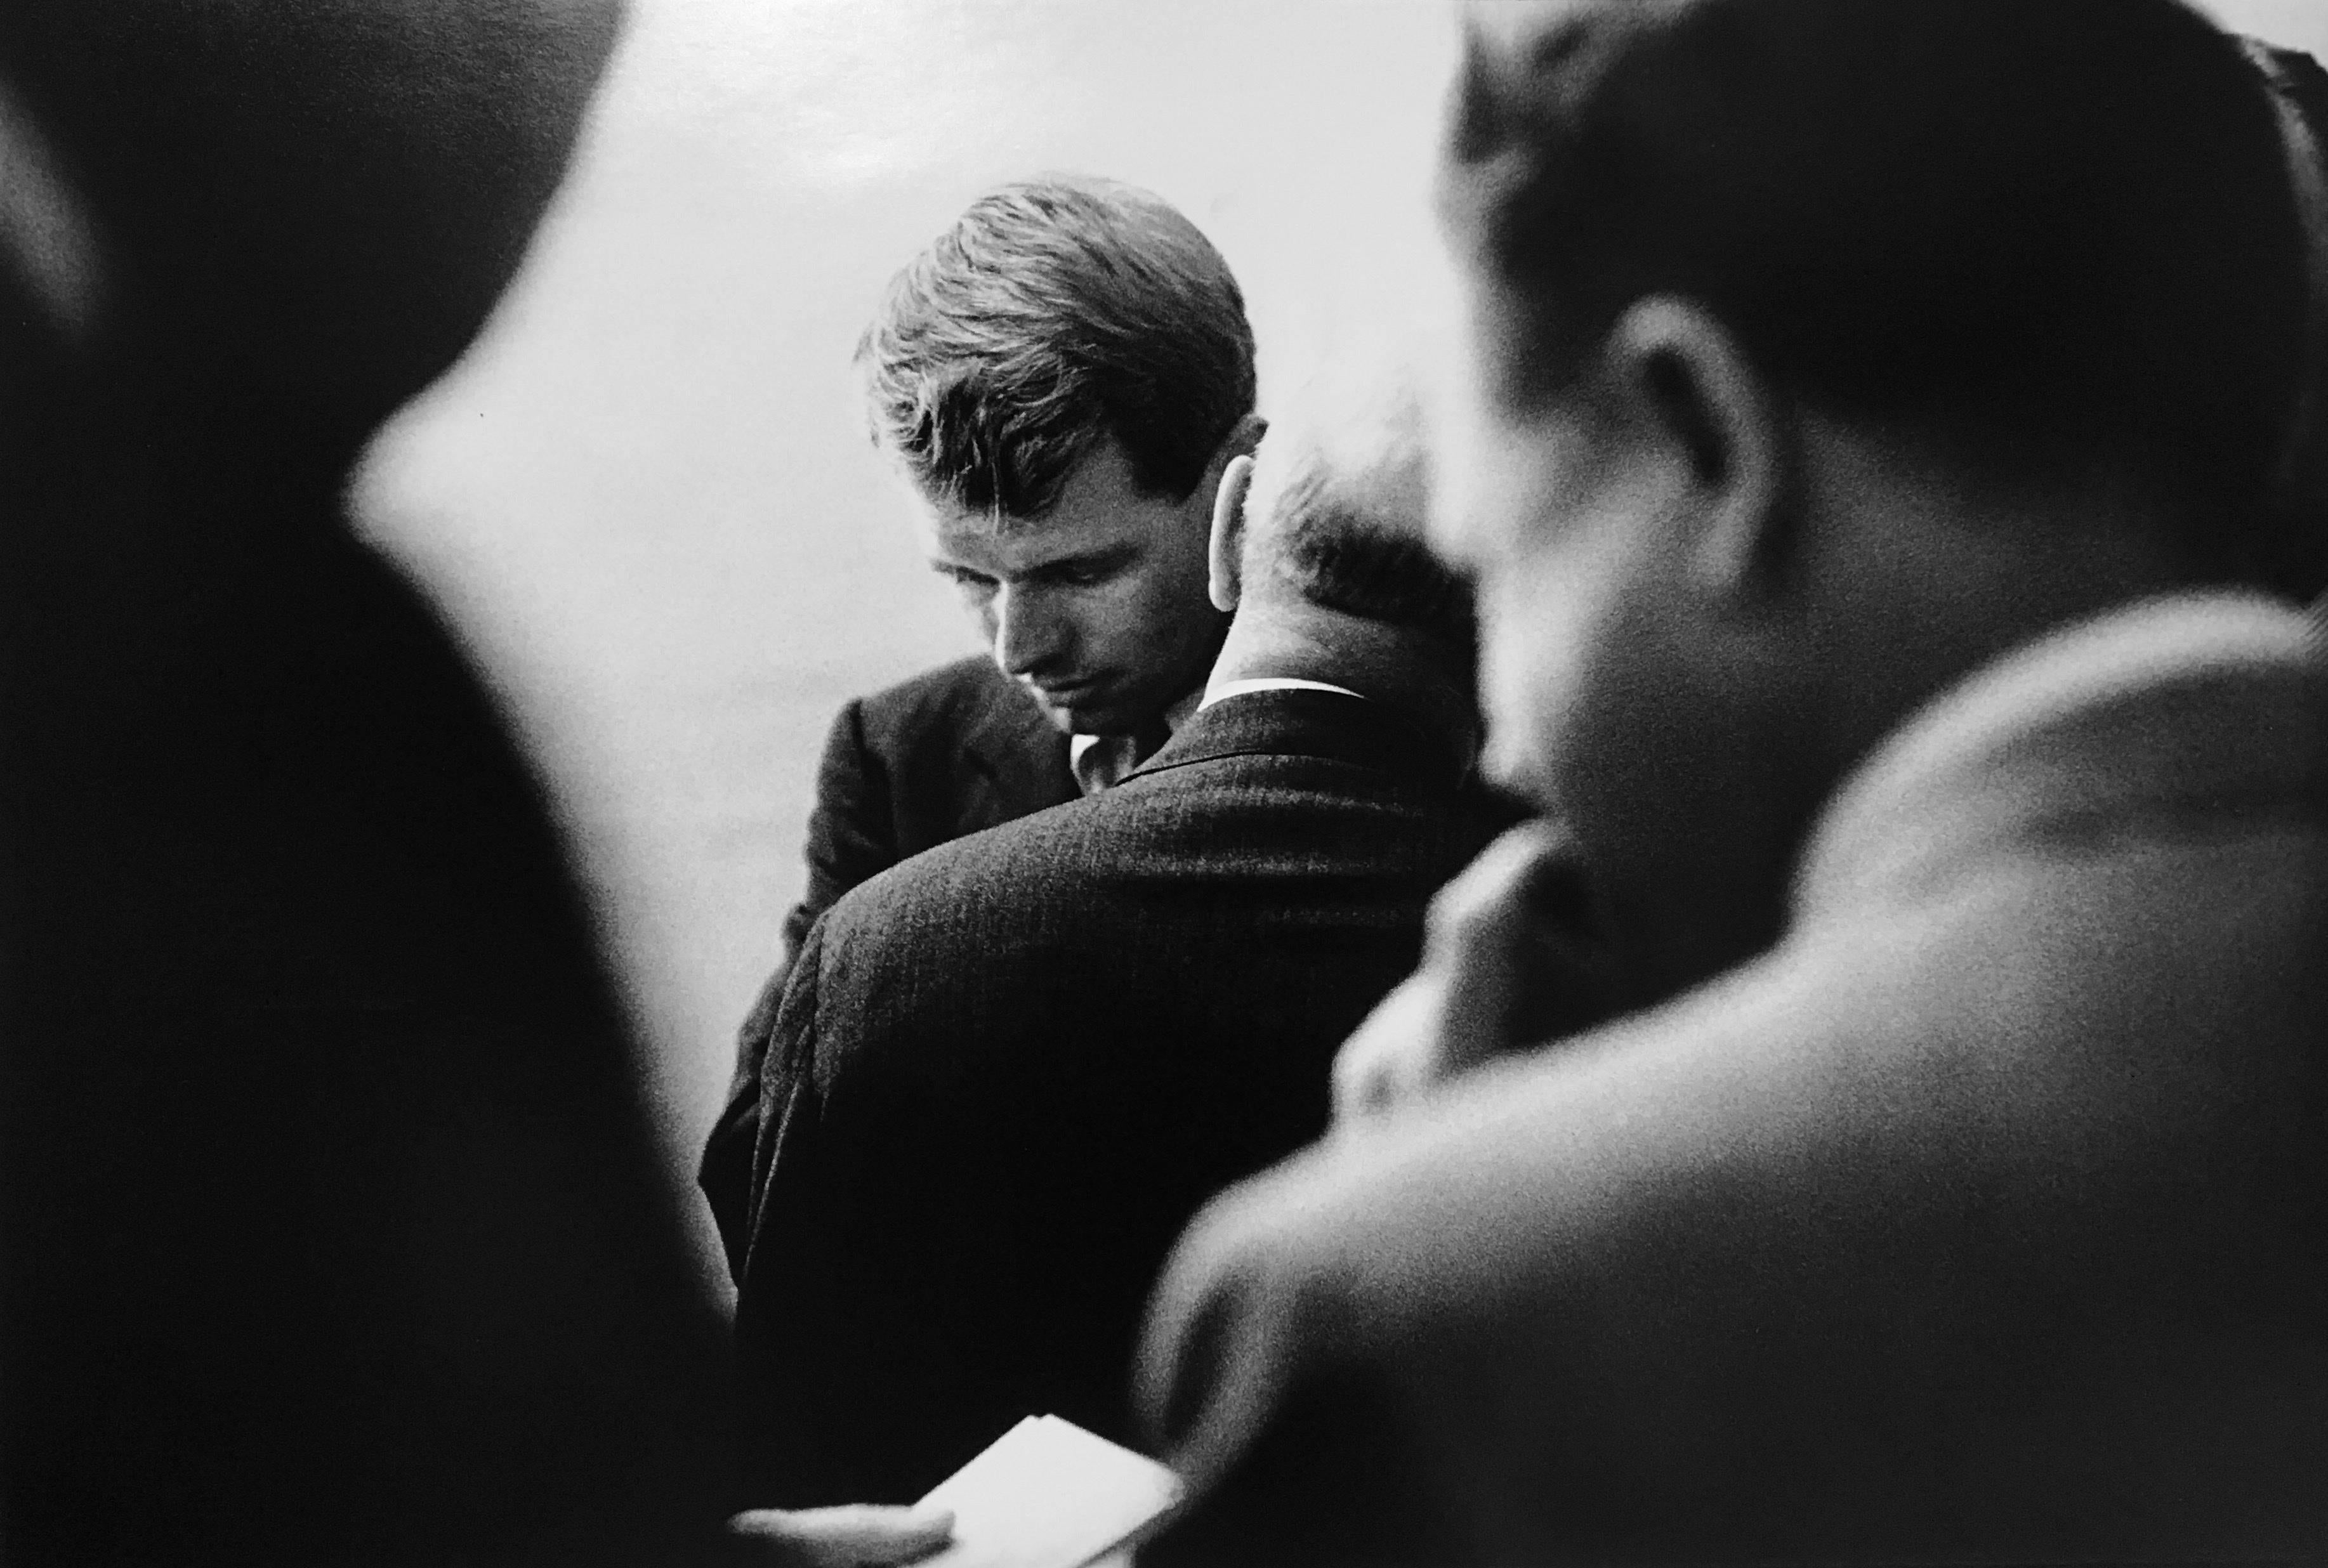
(1236, 371, 1473, 651)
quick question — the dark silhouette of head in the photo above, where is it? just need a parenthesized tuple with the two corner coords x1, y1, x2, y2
(4, 6, 740, 1564)
(2, 0, 622, 457)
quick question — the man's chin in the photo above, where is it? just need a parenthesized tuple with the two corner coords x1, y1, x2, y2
(1022, 683, 1125, 736)
(1049, 700, 1145, 739)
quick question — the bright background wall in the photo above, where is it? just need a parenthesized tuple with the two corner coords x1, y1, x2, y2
(354, 0, 2328, 1277)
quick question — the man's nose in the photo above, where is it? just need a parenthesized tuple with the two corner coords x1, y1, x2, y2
(992, 584, 1069, 677)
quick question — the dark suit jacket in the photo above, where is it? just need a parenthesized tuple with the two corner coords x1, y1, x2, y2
(1140, 592, 2328, 1565)
(786, 655, 1077, 964)
(700, 656, 1076, 1269)
(730, 690, 1513, 1506)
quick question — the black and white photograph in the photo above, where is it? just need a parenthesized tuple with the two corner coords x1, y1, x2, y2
(4, 1, 2325, 1562)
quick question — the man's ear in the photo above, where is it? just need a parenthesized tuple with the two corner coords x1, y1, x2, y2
(1208, 454, 1254, 613)
(1605, 298, 1791, 610)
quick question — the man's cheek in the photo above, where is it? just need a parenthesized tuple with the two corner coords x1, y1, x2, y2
(1478, 620, 1563, 809)
(1125, 580, 1202, 662)
(1483, 549, 1607, 802)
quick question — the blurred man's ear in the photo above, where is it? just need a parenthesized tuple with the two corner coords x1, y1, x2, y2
(1209, 454, 1254, 612)
(1605, 297, 1792, 614)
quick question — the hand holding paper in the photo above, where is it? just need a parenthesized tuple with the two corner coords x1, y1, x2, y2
(909, 1416, 1181, 1568)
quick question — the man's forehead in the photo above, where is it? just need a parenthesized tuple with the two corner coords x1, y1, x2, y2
(913, 440, 1176, 565)
(920, 500, 1129, 570)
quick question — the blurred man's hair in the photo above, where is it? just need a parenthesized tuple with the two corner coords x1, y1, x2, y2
(857, 174, 1256, 522)
(1244, 370, 1474, 650)
(1442, 0, 2311, 587)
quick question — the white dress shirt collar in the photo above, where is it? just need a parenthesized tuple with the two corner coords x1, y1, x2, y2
(1199, 676, 1364, 710)
(1068, 684, 1207, 795)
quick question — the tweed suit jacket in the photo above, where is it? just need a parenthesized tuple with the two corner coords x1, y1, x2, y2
(730, 689, 1516, 1506)
(701, 655, 1077, 1268)
(1137, 592, 2328, 1565)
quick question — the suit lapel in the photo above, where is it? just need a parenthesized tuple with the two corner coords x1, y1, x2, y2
(952, 662, 1077, 832)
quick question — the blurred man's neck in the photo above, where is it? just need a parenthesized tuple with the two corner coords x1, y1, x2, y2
(1616, 425, 2204, 1010)
(1796, 420, 2200, 800)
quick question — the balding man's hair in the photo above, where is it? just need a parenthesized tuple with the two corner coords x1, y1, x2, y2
(1244, 376, 1474, 648)
(1443, 0, 2310, 585)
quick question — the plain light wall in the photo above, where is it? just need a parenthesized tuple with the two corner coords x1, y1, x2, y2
(355, 0, 2328, 1277)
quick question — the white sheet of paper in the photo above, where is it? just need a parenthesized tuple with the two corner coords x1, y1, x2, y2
(911, 1415, 1183, 1568)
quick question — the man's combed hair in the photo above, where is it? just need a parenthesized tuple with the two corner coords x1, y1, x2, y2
(857, 175, 1257, 521)
(1442, 0, 2312, 583)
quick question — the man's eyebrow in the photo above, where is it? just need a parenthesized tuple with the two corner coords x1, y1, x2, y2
(1023, 543, 1138, 577)
(927, 541, 1138, 581)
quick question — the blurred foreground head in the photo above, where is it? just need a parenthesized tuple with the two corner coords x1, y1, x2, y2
(3, 5, 741, 1564)
(1, 0, 621, 448)
(1435, 0, 2315, 992)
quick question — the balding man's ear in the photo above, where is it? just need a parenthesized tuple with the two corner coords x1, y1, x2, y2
(1209, 454, 1254, 613)
(1607, 297, 1792, 611)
